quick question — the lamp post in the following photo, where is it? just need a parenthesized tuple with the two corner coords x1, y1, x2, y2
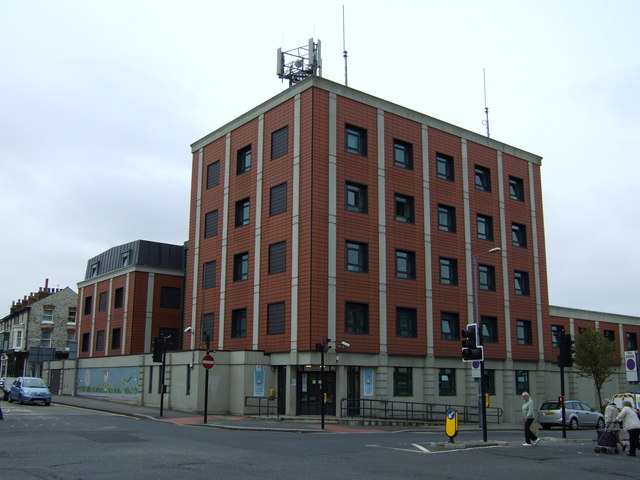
(472, 246, 501, 442)
(316, 338, 331, 430)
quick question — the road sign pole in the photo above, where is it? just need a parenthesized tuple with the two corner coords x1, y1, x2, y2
(204, 335, 210, 425)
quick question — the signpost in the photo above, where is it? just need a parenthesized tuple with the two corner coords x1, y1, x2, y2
(202, 335, 212, 424)
(202, 355, 215, 369)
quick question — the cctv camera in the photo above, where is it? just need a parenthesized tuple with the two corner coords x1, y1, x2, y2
(184, 327, 193, 333)
(340, 341, 350, 348)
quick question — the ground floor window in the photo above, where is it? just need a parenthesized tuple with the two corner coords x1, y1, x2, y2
(515, 370, 529, 394)
(438, 368, 456, 396)
(393, 367, 413, 397)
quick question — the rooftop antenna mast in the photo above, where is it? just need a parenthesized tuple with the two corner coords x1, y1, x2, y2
(277, 38, 322, 87)
(483, 68, 490, 138)
(343, 5, 348, 86)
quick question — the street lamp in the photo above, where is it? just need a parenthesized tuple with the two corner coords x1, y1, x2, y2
(472, 246, 501, 442)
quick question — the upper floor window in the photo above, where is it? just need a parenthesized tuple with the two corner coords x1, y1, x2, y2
(111, 327, 122, 350)
(346, 181, 368, 214)
(235, 198, 250, 227)
(439, 257, 458, 286)
(395, 249, 416, 280)
(267, 302, 286, 335)
(603, 330, 615, 343)
(481, 316, 498, 343)
(514, 270, 530, 296)
(90, 262, 99, 278)
(436, 153, 454, 181)
(233, 252, 249, 282)
(67, 308, 76, 323)
(517, 319, 533, 345)
(84, 295, 93, 315)
(551, 324, 565, 348)
(627, 332, 638, 351)
(270, 183, 287, 216)
(231, 308, 247, 338)
(43, 308, 54, 323)
(509, 176, 525, 201)
(345, 124, 367, 156)
(271, 125, 289, 159)
(438, 204, 456, 232)
(121, 250, 131, 267)
(206, 161, 220, 189)
(393, 139, 413, 169)
(41, 331, 52, 348)
(396, 307, 417, 338)
(114, 288, 123, 309)
(474, 165, 491, 191)
(203, 260, 216, 289)
(512, 222, 527, 248)
(394, 193, 415, 223)
(95, 330, 105, 351)
(345, 302, 369, 334)
(479, 264, 496, 291)
(237, 145, 252, 174)
(268, 241, 286, 274)
(346, 241, 368, 273)
(160, 286, 181, 309)
(477, 214, 494, 241)
(204, 210, 218, 238)
(98, 292, 108, 312)
(441, 312, 460, 341)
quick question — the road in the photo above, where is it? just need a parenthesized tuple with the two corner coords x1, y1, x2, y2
(0, 403, 637, 479)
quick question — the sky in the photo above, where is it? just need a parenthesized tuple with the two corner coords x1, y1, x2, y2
(1, 0, 639, 317)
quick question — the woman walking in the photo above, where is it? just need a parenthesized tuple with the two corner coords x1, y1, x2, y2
(616, 400, 640, 456)
(521, 392, 539, 446)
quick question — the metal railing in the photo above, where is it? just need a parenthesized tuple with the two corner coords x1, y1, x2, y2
(245, 396, 278, 416)
(340, 398, 503, 424)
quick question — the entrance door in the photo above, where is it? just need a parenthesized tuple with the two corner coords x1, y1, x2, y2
(346, 366, 360, 416)
(297, 370, 336, 415)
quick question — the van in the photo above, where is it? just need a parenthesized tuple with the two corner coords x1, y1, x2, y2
(611, 392, 640, 414)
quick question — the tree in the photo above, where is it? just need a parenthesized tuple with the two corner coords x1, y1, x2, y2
(574, 327, 620, 412)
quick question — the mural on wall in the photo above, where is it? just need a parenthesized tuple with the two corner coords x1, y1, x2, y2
(77, 367, 139, 399)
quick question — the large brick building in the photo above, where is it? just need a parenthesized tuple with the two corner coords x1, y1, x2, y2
(183, 75, 600, 418)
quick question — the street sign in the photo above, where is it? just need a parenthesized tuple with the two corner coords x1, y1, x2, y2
(202, 355, 215, 369)
(625, 351, 638, 382)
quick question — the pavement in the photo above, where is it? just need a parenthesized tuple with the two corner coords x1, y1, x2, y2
(48, 394, 524, 436)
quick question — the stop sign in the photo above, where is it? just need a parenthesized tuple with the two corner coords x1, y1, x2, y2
(202, 355, 215, 369)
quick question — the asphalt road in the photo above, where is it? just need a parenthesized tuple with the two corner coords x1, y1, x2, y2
(1, 402, 638, 479)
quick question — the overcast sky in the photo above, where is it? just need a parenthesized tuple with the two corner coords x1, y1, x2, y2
(1, 0, 639, 317)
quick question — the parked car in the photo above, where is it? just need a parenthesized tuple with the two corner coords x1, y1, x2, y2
(8, 377, 51, 406)
(0, 377, 18, 401)
(537, 399, 604, 430)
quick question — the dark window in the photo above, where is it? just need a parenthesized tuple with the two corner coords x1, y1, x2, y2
(346, 181, 368, 213)
(84, 296, 92, 315)
(395, 249, 416, 280)
(203, 261, 216, 289)
(345, 124, 367, 156)
(512, 222, 527, 248)
(438, 204, 456, 232)
(439, 257, 458, 286)
(626, 332, 638, 351)
(270, 183, 287, 216)
(514, 270, 530, 296)
(267, 301, 285, 335)
(201, 313, 214, 344)
(231, 308, 247, 338)
(441, 312, 460, 340)
(111, 328, 121, 350)
(206, 161, 220, 189)
(474, 165, 491, 191)
(345, 302, 369, 334)
(396, 307, 417, 337)
(98, 292, 108, 312)
(551, 325, 564, 348)
(204, 210, 218, 238)
(346, 241, 368, 273)
(81, 333, 90, 352)
(509, 176, 525, 201)
(515, 370, 529, 394)
(393, 139, 413, 169)
(235, 197, 250, 227)
(479, 264, 496, 291)
(603, 330, 615, 342)
(484, 369, 496, 395)
(395, 194, 415, 223)
(90, 262, 99, 278)
(271, 126, 289, 159)
(393, 367, 413, 397)
(269, 241, 286, 274)
(121, 250, 131, 267)
(439, 368, 456, 396)
(159, 328, 179, 351)
(233, 252, 249, 281)
(477, 214, 494, 241)
(160, 286, 181, 309)
(114, 287, 124, 309)
(517, 319, 533, 345)
(95, 330, 105, 351)
(237, 145, 251, 174)
(436, 153, 454, 181)
(481, 316, 498, 343)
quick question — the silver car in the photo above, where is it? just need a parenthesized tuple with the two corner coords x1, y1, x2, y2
(537, 400, 605, 430)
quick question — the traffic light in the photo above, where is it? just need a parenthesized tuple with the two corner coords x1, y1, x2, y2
(557, 333, 576, 367)
(461, 323, 484, 362)
(558, 395, 564, 408)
